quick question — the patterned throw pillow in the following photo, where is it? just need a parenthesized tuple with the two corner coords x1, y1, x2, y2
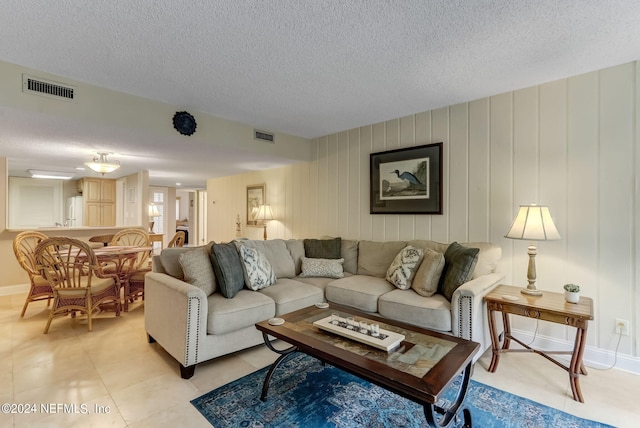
(179, 247, 216, 296)
(385, 246, 425, 290)
(239, 245, 276, 290)
(299, 257, 345, 279)
(438, 242, 480, 301)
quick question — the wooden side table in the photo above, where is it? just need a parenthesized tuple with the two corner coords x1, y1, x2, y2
(484, 284, 594, 402)
(149, 233, 164, 254)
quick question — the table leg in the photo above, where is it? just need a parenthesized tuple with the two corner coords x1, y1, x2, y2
(423, 363, 473, 427)
(569, 326, 588, 402)
(501, 312, 511, 349)
(487, 308, 501, 372)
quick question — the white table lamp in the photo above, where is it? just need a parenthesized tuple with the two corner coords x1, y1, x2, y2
(255, 204, 273, 240)
(148, 204, 160, 233)
(505, 204, 561, 296)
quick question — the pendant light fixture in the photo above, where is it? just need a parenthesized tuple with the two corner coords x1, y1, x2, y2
(85, 152, 120, 175)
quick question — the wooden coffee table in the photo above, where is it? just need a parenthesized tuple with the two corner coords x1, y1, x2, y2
(255, 304, 479, 428)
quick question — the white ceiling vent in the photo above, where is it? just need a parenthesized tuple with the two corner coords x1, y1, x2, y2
(254, 129, 275, 143)
(22, 74, 75, 100)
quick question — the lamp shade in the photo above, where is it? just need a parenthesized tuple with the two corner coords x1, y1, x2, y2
(505, 204, 560, 241)
(148, 204, 160, 217)
(255, 204, 273, 222)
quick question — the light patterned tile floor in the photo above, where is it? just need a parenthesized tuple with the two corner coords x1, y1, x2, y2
(1, 292, 637, 427)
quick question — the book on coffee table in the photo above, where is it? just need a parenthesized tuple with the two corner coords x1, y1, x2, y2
(313, 315, 405, 352)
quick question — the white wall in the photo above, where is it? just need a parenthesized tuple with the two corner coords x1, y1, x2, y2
(208, 60, 640, 369)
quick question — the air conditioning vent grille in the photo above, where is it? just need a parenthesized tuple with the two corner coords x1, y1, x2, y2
(254, 129, 275, 143)
(22, 74, 75, 100)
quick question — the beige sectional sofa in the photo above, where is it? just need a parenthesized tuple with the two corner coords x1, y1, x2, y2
(144, 238, 503, 378)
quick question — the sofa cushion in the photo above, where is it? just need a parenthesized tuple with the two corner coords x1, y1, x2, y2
(299, 257, 344, 279)
(407, 239, 449, 255)
(320, 236, 359, 275)
(385, 246, 424, 290)
(234, 239, 296, 278)
(325, 275, 395, 313)
(411, 248, 445, 297)
(158, 247, 196, 279)
(357, 240, 407, 277)
(378, 289, 452, 332)
(293, 275, 349, 295)
(179, 247, 216, 296)
(462, 242, 501, 279)
(206, 289, 275, 335)
(285, 239, 305, 275)
(239, 245, 276, 291)
(210, 243, 245, 299)
(439, 242, 480, 301)
(341, 239, 359, 275)
(304, 237, 341, 259)
(258, 278, 323, 316)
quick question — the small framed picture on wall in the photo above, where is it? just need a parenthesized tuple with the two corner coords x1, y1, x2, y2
(246, 184, 265, 226)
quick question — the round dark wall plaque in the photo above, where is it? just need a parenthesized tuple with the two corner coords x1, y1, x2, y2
(173, 111, 197, 136)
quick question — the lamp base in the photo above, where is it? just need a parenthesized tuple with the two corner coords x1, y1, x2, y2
(521, 287, 543, 296)
(149, 221, 155, 233)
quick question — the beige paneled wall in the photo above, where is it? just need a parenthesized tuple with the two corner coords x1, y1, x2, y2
(208, 60, 639, 365)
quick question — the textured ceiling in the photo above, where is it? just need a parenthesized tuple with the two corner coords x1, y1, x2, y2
(1, 0, 639, 187)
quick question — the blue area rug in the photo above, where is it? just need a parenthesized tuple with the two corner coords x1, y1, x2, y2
(191, 353, 612, 428)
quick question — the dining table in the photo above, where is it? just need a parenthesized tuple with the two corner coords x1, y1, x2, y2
(93, 245, 153, 311)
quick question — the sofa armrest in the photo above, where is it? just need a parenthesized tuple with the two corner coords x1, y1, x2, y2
(450, 272, 505, 355)
(144, 272, 208, 367)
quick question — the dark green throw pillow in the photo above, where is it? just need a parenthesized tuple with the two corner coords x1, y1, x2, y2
(438, 242, 479, 301)
(304, 237, 341, 259)
(210, 243, 244, 298)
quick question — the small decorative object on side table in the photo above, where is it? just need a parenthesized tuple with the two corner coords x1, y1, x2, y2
(563, 283, 580, 303)
(484, 284, 594, 402)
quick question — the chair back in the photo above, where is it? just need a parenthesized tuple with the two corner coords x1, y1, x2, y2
(168, 231, 186, 248)
(35, 237, 100, 291)
(13, 231, 49, 277)
(110, 229, 151, 268)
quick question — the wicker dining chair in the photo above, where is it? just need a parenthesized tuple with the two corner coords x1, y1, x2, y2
(13, 231, 53, 317)
(35, 237, 121, 333)
(167, 231, 186, 248)
(109, 228, 151, 310)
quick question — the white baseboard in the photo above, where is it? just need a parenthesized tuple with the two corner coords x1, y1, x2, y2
(512, 328, 640, 375)
(0, 283, 29, 296)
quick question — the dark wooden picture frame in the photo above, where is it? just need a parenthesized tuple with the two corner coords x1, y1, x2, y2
(370, 143, 443, 214)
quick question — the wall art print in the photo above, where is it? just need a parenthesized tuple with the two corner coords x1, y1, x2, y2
(246, 184, 266, 226)
(370, 143, 443, 214)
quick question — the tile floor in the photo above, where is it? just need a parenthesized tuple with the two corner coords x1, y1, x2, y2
(1, 293, 638, 427)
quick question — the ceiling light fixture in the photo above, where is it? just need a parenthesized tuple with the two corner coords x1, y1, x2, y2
(28, 169, 75, 180)
(85, 152, 120, 175)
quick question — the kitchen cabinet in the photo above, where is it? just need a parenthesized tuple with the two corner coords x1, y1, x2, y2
(79, 178, 116, 226)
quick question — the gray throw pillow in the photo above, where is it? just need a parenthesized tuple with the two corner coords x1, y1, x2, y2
(210, 243, 245, 298)
(439, 242, 479, 301)
(304, 237, 341, 259)
(179, 247, 217, 296)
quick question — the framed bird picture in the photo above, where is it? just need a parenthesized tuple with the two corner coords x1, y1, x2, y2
(370, 143, 443, 214)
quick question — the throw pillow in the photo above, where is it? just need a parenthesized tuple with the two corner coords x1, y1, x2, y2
(179, 247, 217, 296)
(411, 248, 445, 297)
(210, 243, 245, 298)
(438, 242, 480, 301)
(299, 257, 345, 279)
(304, 237, 341, 259)
(385, 246, 424, 290)
(239, 245, 276, 291)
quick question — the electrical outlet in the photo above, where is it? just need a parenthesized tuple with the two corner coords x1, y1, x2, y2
(615, 319, 630, 336)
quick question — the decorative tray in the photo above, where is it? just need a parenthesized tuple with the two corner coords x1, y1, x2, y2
(313, 316, 405, 352)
